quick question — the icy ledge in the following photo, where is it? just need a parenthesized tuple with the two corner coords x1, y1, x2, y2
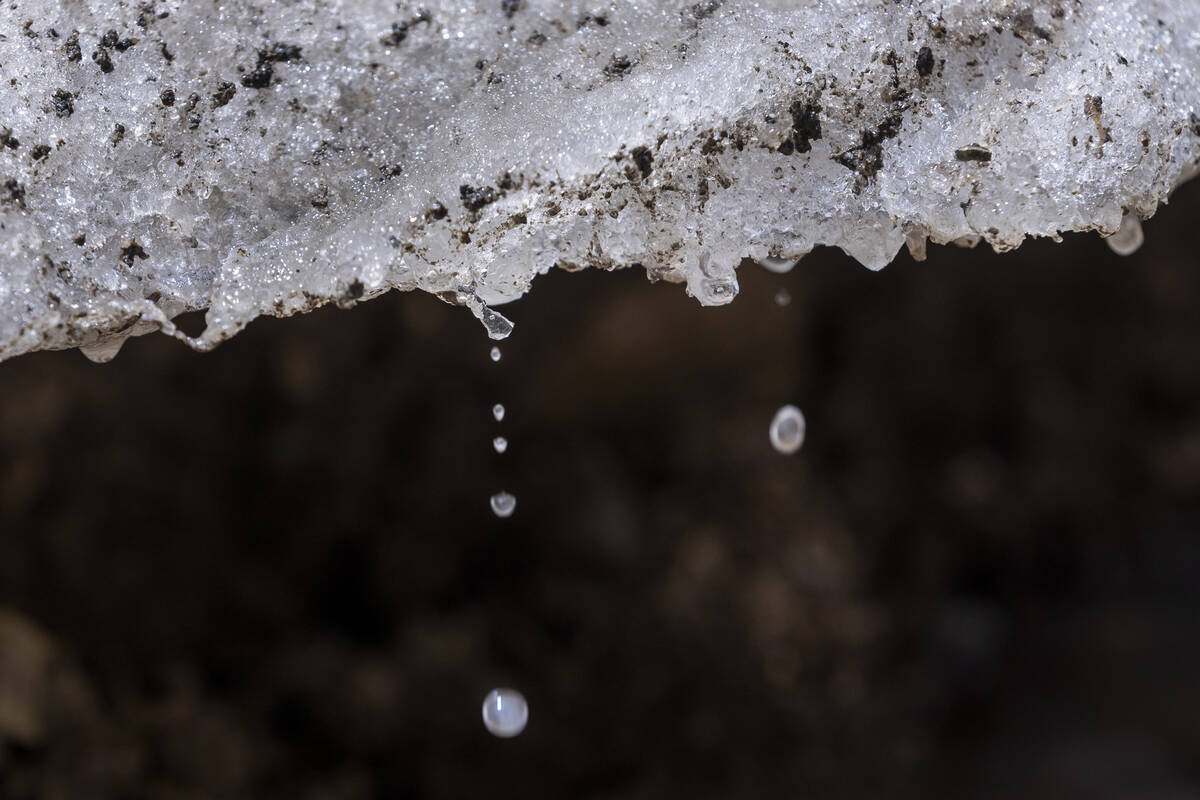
(1, 1, 1198, 361)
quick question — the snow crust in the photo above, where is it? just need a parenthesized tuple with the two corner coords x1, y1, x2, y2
(1, 0, 1198, 360)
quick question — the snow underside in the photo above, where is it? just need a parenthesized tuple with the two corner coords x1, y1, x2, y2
(0, 0, 1197, 361)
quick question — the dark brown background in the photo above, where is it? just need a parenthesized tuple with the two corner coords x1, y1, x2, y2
(1, 181, 1199, 799)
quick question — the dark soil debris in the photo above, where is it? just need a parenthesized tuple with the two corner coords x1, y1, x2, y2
(212, 82, 237, 108)
(381, 12, 431, 47)
(835, 107, 904, 186)
(119, 240, 149, 266)
(788, 99, 823, 154)
(604, 54, 635, 78)
(954, 144, 992, 162)
(631, 145, 654, 179)
(916, 46, 935, 77)
(51, 89, 74, 117)
(460, 184, 498, 212)
(63, 32, 81, 61)
(241, 63, 274, 89)
(1, 178, 25, 208)
(1011, 10, 1054, 43)
(92, 49, 114, 73)
(1085, 94, 1113, 144)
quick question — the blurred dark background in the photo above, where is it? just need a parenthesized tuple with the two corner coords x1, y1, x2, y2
(2, 181, 1200, 800)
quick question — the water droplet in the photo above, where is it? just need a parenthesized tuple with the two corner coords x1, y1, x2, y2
(490, 491, 516, 518)
(490, 346, 501, 362)
(758, 256, 797, 274)
(774, 288, 792, 307)
(769, 405, 806, 454)
(482, 688, 528, 738)
(453, 284, 515, 340)
(1106, 213, 1144, 256)
(79, 335, 129, 363)
(492, 403, 505, 422)
(477, 303, 514, 340)
(493, 436, 508, 454)
(699, 277, 739, 305)
(904, 226, 928, 261)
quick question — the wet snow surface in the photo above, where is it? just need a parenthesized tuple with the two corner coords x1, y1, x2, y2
(1, 0, 1198, 361)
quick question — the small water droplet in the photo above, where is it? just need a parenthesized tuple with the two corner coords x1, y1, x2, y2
(699, 277, 739, 305)
(79, 335, 129, 364)
(482, 688, 528, 738)
(492, 403, 505, 422)
(490, 346, 501, 362)
(774, 288, 792, 307)
(769, 405, 806, 454)
(493, 436, 508, 454)
(490, 491, 516, 518)
(758, 256, 797, 274)
(1106, 213, 1144, 256)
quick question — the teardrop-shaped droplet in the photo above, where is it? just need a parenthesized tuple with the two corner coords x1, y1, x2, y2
(80, 334, 129, 364)
(477, 302, 514, 340)
(482, 688, 528, 738)
(492, 403, 505, 422)
(490, 491, 516, 518)
(493, 436, 508, 454)
(490, 346, 501, 362)
(769, 405, 806, 454)
(1106, 212, 1144, 256)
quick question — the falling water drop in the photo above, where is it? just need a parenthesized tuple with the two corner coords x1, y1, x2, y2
(490, 346, 501, 362)
(492, 403, 505, 422)
(493, 436, 508, 454)
(482, 688, 528, 738)
(774, 288, 792, 307)
(1106, 212, 1144, 256)
(489, 491, 517, 518)
(769, 405, 806, 454)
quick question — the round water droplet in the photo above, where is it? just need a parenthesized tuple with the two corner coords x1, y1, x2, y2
(490, 491, 516, 518)
(493, 436, 508, 454)
(482, 688, 528, 738)
(699, 277, 739, 305)
(769, 405, 806, 454)
(1106, 212, 1144, 256)
(774, 288, 792, 307)
(490, 346, 501, 362)
(492, 403, 505, 422)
